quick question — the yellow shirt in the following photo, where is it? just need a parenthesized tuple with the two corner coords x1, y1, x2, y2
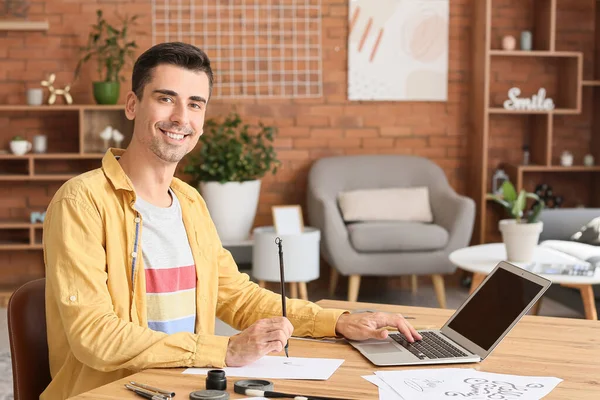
(42, 148, 346, 400)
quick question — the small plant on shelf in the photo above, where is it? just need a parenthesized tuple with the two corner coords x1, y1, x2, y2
(74, 9, 140, 105)
(487, 181, 545, 223)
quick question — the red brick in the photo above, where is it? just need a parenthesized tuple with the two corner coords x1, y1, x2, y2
(345, 129, 378, 138)
(362, 138, 395, 148)
(310, 128, 343, 139)
(294, 138, 329, 148)
(380, 127, 412, 137)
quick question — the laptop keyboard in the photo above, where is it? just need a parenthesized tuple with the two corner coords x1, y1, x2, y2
(389, 331, 468, 360)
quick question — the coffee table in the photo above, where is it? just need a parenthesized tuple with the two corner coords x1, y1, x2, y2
(450, 243, 600, 320)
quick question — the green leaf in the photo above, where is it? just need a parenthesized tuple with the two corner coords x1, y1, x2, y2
(512, 190, 527, 222)
(501, 181, 517, 202)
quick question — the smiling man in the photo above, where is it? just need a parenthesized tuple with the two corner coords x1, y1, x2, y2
(42, 42, 420, 400)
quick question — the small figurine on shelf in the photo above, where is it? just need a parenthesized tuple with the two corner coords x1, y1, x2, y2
(41, 73, 73, 105)
(99, 125, 113, 150)
(584, 154, 595, 166)
(492, 169, 510, 195)
(30, 211, 46, 224)
(520, 30, 532, 50)
(112, 128, 124, 148)
(522, 145, 530, 165)
(560, 151, 573, 167)
(501, 35, 516, 51)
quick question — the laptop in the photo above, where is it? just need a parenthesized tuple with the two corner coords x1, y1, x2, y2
(349, 261, 551, 366)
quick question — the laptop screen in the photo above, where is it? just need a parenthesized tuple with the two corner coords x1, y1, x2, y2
(447, 267, 544, 350)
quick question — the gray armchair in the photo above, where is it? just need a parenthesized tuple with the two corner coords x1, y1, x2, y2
(307, 155, 475, 306)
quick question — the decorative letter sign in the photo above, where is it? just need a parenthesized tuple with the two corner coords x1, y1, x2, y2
(503, 87, 555, 111)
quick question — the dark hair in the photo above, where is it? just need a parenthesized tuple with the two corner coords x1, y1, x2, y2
(131, 42, 214, 99)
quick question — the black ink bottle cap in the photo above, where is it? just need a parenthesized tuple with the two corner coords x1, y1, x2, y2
(206, 369, 227, 391)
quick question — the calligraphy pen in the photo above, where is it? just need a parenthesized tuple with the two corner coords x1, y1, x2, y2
(275, 237, 289, 357)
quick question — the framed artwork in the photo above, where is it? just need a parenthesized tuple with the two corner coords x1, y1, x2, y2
(272, 205, 304, 235)
(348, 0, 449, 101)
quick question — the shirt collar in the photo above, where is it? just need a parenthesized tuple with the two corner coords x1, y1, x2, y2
(101, 148, 197, 202)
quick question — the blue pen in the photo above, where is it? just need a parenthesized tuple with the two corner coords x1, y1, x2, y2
(275, 237, 289, 357)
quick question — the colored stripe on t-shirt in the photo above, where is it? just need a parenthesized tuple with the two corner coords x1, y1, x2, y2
(135, 189, 197, 334)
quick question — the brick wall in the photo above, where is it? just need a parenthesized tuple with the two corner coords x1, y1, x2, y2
(0, 0, 597, 284)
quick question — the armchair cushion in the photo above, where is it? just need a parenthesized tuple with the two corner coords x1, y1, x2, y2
(347, 221, 449, 252)
(338, 187, 433, 222)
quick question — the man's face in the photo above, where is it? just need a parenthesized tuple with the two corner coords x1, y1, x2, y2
(125, 64, 210, 163)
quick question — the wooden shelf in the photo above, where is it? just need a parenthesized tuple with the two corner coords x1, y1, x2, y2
(488, 108, 580, 115)
(0, 221, 42, 229)
(0, 174, 77, 181)
(0, 243, 42, 250)
(0, 20, 49, 31)
(506, 164, 600, 173)
(582, 80, 600, 86)
(489, 50, 581, 57)
(0, 104, 125, 111)
(0, 153, 104, 160)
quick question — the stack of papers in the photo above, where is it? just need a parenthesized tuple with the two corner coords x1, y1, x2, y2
(363, 368, 562, 400)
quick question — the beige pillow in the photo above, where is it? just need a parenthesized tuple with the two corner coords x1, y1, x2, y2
(338, 187, 433, 222)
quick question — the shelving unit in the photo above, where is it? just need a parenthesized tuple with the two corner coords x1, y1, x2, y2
(471, 0, 600, 243)
(0, 104, 131, 304)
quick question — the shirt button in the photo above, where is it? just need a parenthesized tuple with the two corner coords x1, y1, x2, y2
(69, 295, 76, 302)
(134, 217, 140, 223)
(131, 251, 137, 257)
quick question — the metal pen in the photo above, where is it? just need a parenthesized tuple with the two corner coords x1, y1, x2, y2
(275, 237, 289, 357)
(129, 381, 175, 398)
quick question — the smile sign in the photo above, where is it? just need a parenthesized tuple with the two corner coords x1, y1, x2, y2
(503, 87, 555, 111)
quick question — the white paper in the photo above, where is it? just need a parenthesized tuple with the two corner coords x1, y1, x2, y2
(183, 356, 344, 380)
(363, 375, 405, 400)
(374, 368, 562, 400)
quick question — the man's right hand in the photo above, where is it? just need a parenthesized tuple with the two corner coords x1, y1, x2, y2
(225, 317, 294, 367)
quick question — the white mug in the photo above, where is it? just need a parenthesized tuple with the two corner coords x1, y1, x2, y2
(10, 140, 32, 155)
(26, 88, 44, 106)
(33, 135, 47, 153)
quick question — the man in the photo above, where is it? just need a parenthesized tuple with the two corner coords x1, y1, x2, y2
(42, 42, 421, 399)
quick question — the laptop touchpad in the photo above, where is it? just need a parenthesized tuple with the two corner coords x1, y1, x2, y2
(361, 343, 400, 354)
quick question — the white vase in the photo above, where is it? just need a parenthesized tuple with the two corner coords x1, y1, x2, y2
(199, 180, 261, 242)
(499, 219, 543, 262)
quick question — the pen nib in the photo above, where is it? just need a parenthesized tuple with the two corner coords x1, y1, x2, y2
(285, 347, 289, 358)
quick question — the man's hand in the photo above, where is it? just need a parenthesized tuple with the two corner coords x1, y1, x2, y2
(225, 317, 293, 367)
(335, 312, 422, 342)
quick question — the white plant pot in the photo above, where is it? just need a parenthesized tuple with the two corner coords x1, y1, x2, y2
(200, 180, 261, 242)
(499, 219, 543, 262)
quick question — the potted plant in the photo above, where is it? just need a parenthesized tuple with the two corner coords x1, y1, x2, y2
(487, 181, 545, 262)
(74, 10, 139, 105)
(184, 111, 280, 242)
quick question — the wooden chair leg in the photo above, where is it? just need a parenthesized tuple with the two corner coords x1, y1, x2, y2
(289, 282, 298, 298)
(298, 282, 308, 300)
(348, 275, 361, 302)
(411, 274, 418, 294)
(562, 284, 598, 320)
(329, 267, 339, 297)
(258, 280, 266, 288)
(531, 297, 543, 315)
(431, 274, 446, 309)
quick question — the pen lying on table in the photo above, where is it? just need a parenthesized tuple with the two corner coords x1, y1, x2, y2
(245, 388, 351, 400)
(125, 382, 174, 400)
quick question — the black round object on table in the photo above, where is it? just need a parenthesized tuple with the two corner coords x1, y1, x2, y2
(189, 389, 230, 400)
(206, 369, 227, 390)
(233, 379, 275, 394)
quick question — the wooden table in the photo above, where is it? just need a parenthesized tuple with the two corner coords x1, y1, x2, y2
(450, 243, 600, 320)
(70, 300, 600, 400)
